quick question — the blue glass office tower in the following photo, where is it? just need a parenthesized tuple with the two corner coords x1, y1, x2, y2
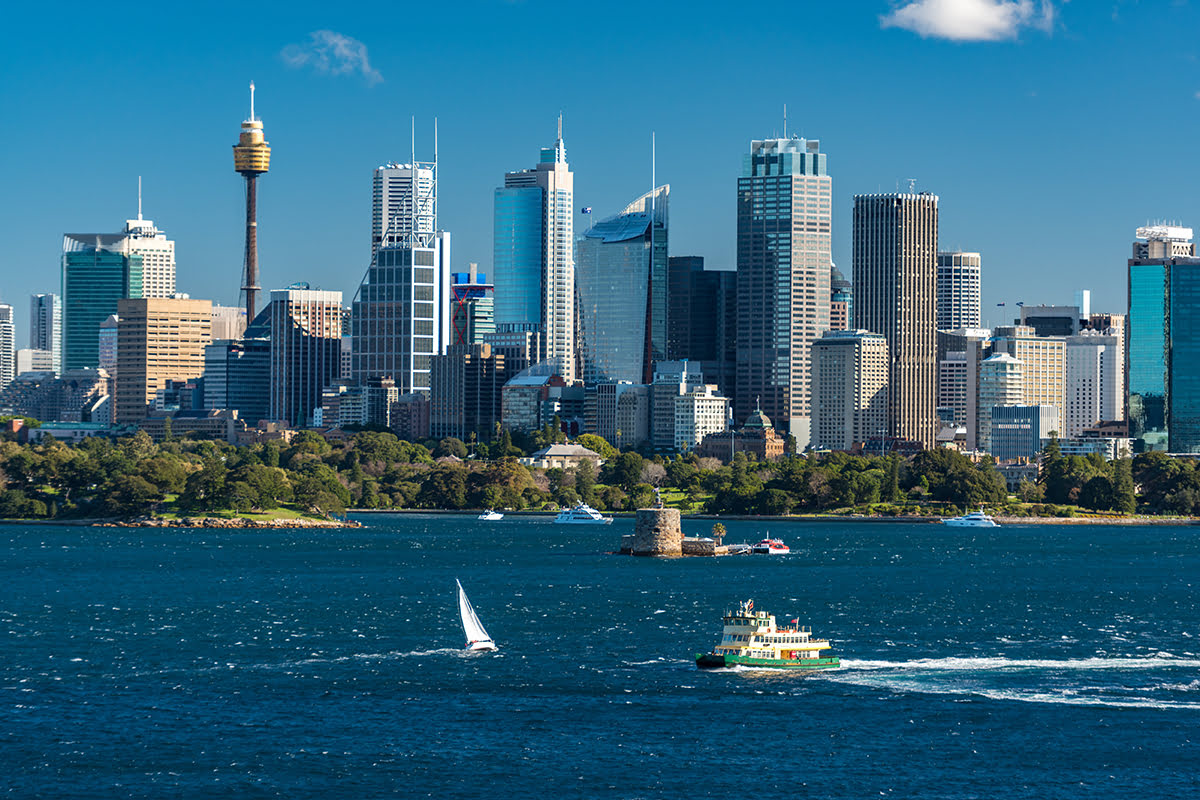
(1128, 226, 1200, 452)
(492, 120, 575, 379)
(576, 185, 669, 385)
(62, 233, 144, 371)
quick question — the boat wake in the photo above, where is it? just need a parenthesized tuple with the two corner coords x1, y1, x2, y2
(819, 654, 1200, 710)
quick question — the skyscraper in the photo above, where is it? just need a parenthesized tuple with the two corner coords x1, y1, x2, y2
(936, 251, 981, 330)
(1128, 225, 1200, 452)
(493, 120, 575, 379)
(353, 151, 450, 394)
(576, 186, 669, 385)
(30, 294, 62, 375)
(270, 288, 343, 427)
(667, 256, 737, 399)
(735, 137, 831, 447)
(61, 233, 144, 371)
(830, 265, 852, 331)
(122, 215, 176, 299)
(977, 353, 1023, 453)
(450, 267, 495, 347)
(0, 304, 14, 392)
(114, 297, 212, 425)
(810, 330, 889, 451)
(1064, 330, 1124, 437)
(853, 192, 939, 447)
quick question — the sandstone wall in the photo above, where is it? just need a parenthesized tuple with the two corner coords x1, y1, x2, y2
(631, 508, 682, 556)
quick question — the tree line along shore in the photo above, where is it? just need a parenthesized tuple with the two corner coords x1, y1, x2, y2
(0, 420, 1195, 523)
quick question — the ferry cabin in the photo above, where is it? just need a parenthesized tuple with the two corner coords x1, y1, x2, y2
(714, 609, 831, 661)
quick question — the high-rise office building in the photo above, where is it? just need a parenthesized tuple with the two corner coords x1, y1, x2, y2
(0, 304, 14, 392)
(977, 353, 1023, 453)
(674, 385, 729, 453)
(1128, 225, 1200, 452)
(351, 232, 451, 393)
(493, 121, 575, 379)
(735, 137, 832, 447)
(1019, 305, 1080, 337)
(122, 216, 176, 298)
(429, 343, 513, 441)
(991, 325, 1065, 418)
(810, 330, 889, 451)
(62, 233, 144, 371)
(16, 349, 54, 375)
(211, 305, 248, 341)
(576, 186, 669, 385)
(830, 265, 851, 331)
(114, 298, 212, 425)
(1064, 331, 1124, 438)
(373, 162, 435, 260)
(270, 288, 343, 427)
(936, 251, 981, 330)
(30, 294, 62, 375)
(355, 147, 450, 394)
(667, 256, 737, 399)
(204, 310, 271, 425)
(853, 193, 939, 447)
(450, 267, 495, 347)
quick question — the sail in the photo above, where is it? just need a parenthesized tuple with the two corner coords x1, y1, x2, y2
(456, 579, 492, 644)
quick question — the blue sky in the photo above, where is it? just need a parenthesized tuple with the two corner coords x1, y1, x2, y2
(3, 0, 1199, 346)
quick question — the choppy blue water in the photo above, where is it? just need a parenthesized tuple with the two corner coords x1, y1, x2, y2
(2, 515, 1199, 798)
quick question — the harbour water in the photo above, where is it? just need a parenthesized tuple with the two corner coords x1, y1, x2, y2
(3, 514, 1199, 798)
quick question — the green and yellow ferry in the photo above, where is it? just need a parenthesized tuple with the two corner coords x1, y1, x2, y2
(695, 599, 840, 670)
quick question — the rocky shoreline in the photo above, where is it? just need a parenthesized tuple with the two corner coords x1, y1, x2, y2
(96, 516, 361, 529)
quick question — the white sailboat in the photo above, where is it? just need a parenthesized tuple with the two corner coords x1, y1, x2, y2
(456, 579, 497, 652)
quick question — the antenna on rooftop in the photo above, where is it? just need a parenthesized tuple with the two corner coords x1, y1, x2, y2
(137, 175, 142, 221)
(906, 178, 916, 193)
(783, 103, 787, 138)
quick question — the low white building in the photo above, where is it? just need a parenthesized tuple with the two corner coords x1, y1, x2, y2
(674, 384, 729, 452)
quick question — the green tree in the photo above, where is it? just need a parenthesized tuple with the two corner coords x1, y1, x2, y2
(575, 460, 596, 505)
(1112, 458, 1136, 515)
(103, 475, 162, 518)
(576, 434, 618, 460)
(434, 437, 468, 459)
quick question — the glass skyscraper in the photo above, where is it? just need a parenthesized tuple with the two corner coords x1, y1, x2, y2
(492, 121, 575, 379)
(1128, 225, 1200, 452)
(30, 294, 62, 375)
(61, 233, 144, 371)
(576, 185, 669, 385)
(735, 137, 832, 447)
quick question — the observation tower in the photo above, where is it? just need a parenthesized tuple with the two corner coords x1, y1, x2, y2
(232, 82, 271, 321)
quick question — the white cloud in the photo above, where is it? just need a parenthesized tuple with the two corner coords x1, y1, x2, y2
(881, 0, 1056, 42)
(281, 30, 383, 85)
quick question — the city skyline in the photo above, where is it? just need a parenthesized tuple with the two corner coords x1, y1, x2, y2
(4, 2, 1198, 348)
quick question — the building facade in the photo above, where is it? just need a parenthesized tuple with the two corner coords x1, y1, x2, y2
(991, 405, 1059, 462)
(113, 298, 211, 425)
(62, 233, 144, 371)
(269, 288, 343, 427)
(977, 353, 1023, 453)
(852, 192, 939, 447)
(936, 251, 981, 330)
(122, 216, 176, 298)
(493, 124, 575, 379)
(429, 343, 512, 441)
(1064, 331, 1124, 438)
(810, 330, 889, 451)
(30, 293, 62, 375)
(0, 305, 13, 392)
(674, 385, 729, 453)
(576, 186, 669, 386)
(830, 265, 851, 331)
(666, 256, 737, 400)
(735, 137, 832, 447)
(1128, 225, 1200, 452)
(449, 268, 495, 347)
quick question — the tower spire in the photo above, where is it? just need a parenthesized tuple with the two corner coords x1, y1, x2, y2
(249, 81, 256, 122)
(137, 175, 142, 221)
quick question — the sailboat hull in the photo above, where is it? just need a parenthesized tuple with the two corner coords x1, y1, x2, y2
(467, 640, 498, 652)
